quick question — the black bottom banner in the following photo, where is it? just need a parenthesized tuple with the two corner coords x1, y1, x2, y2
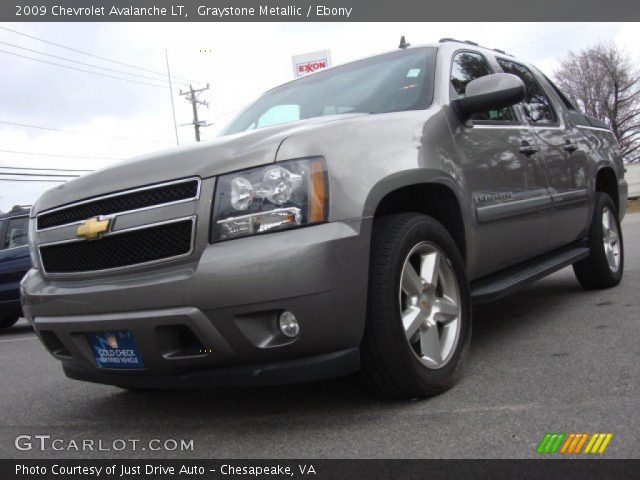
(2, 459, 639, 480)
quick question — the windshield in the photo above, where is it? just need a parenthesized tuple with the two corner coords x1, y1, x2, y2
(220, 47, 436, 136)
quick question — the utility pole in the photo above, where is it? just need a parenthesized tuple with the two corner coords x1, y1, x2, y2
(180, 84, 210, 142)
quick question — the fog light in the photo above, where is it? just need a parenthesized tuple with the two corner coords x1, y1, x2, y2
(279, 311, 300, 338)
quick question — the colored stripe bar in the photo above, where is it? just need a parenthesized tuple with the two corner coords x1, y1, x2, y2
(537, 433, 567, 454)
(584, 433, 613, 454)
(573, 433, 589, 454)
(537, 432, 612, 455)
(584, 434, 599, 454)
(560, 434, 575, 454)
(537, 434, 553, 454)
(590, 434, 606, 453)
(548, 433, 566, 454)
(598, 434, 613, 453)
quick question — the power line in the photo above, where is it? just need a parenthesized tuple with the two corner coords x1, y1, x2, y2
(0, 178, 68, 183)
(0, 49, 169, 88)
(0, 26, 197, 83)
(0, 149, 123, 161)
(0, 172, 80, 178)
(0, 166, 92, 172)
(0, 40, 190, 86)
(509, 23, 598, 50)
(0, 120, 172, 144)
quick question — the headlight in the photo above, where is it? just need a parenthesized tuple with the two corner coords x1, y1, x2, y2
(27, 217, 40, 270)
(211, 158, 328, 241)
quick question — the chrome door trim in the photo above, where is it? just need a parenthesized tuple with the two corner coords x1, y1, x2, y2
(577, 125, 614, 134)
(476, 195, 552, 224)
(550, 189, 589, 209)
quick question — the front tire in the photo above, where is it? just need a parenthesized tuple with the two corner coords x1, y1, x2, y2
(359, 213, 471, 399)
(573, 192, 624, 289)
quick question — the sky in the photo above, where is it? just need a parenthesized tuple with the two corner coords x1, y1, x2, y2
(0, 21, 639, 212)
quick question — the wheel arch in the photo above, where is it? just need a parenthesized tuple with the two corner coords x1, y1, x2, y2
(595, 166, 620, 213)
(365, 171, 468, 263)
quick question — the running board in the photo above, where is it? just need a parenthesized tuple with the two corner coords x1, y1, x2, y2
(470, 244, 590, 304)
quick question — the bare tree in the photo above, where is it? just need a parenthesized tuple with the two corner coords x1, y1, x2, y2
(554, 41, 640, 163)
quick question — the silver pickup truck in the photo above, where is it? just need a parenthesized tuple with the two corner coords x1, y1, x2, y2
(22, 38, 627, 398)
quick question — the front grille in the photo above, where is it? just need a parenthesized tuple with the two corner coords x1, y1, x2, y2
(40, 220, 193, 273)
(37, 179, 199, 230)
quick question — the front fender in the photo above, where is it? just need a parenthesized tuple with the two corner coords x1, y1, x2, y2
(275, 108, 462, 222)
(362, 168, 468, 218)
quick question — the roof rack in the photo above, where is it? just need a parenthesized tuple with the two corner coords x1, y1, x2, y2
(439, 37, 478, 46)
(491, 48, 513, 56)
(438, 38, 512, 56)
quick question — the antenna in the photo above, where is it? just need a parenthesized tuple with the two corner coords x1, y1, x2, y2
(398, 36, 410, 49)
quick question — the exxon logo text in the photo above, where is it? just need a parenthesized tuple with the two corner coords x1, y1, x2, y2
(297, 60, 327, 75)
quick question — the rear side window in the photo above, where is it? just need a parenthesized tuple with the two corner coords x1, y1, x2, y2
(2, 216, 28, 249)
(497, 59, 557, 125)
(450, 51, 517, 123)
(541, 73, 577, 111)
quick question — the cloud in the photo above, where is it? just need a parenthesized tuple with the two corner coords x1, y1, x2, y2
(0, 21, 638, 211)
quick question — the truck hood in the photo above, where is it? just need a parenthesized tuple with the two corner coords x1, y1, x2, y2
(31, 113, 366, 215)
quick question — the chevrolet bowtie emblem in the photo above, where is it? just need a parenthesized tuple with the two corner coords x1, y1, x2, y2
(76, 217, 110, 240)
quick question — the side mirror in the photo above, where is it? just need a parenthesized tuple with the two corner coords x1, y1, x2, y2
(453, 73, 525, 120)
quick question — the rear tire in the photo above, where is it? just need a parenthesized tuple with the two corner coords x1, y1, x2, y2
(0, 317, 19, 329)
(573, 192, 624, 289)
(359, 213, 471, 399)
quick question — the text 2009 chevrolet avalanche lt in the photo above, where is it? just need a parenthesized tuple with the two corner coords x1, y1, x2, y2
(22, 39, 627, 398)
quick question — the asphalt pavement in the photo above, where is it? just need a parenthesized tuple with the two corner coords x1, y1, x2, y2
(1, 214, 639, 459)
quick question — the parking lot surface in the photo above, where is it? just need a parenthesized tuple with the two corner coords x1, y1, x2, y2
(1, 215, 639, 459)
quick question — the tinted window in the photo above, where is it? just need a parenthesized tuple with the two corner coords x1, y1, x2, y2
(2, 216, 28, 249)
(221, 48, 435, 136)
(450, 51, 517, 123)
(541, 73, 577, 111)
(257, 104, 300, 129)
(497, 59, 557, 125)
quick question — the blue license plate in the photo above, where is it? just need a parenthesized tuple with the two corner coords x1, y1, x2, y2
(87, 331, 144, 369)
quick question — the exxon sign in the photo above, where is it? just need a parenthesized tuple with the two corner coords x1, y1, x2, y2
(292, 50, 332, 78)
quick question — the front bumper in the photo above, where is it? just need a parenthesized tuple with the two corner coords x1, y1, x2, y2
(63, 347, 360, 388)
(22, 219, 371, 387)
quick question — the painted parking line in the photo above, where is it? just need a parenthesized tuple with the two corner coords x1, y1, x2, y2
(0, 335, 37, 343)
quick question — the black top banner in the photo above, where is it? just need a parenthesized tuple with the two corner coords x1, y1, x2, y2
(2, 0, 640, 22)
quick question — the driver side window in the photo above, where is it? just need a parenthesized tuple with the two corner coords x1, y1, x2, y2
(450, 51, 517, 123)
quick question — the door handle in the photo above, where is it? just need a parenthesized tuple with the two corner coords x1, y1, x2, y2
(564, 139, 579, 153)
(519, 140, 539, 156)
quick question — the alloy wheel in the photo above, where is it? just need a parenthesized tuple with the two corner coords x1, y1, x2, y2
(602, 207, 621, 273)
(399, 241, 461, 369)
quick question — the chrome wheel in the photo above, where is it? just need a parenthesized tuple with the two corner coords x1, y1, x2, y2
(602, 207, 621, 273)
(399, 241, 461, 369)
